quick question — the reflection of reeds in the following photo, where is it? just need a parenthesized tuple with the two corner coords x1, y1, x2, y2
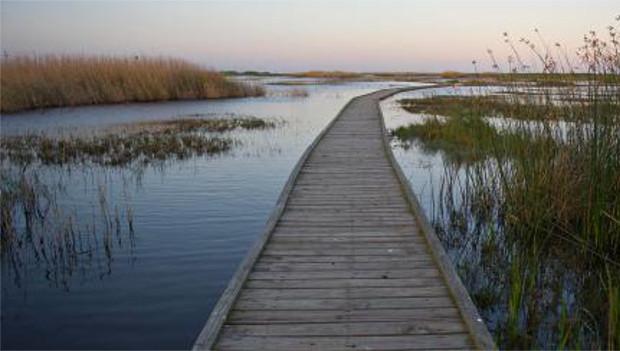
(0, 55, 265, 113)
(1, 168, 136, 289)
(394, 18, 619, 349)
(0, 114, 280, 290)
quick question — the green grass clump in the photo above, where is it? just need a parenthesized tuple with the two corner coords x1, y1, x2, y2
(393, 112, 549, 164)
(393, 115, 496, 162)
(0, 55, 265, 113)
(399, 95, 620, 122)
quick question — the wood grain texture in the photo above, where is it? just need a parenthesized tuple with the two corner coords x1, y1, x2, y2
(193, 87, 495, 350)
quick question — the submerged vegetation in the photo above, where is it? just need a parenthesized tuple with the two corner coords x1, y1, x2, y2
(1, 168, 136, 289)
(0, 55, 265, 113)
(394, 21, 619, 349)
(0, 116, 277, 167)
(0, 115, 279, 289)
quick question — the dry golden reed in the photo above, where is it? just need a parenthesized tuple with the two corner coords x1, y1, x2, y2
(0, 55, 264, 113)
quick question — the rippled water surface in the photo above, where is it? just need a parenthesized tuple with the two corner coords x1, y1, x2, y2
(1, 79, 428, 350)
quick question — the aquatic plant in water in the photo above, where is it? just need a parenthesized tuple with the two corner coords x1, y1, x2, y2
(0, 117, 278, 167)
(0, 168, 136, 289)
(0, 115, 280, 289)
(393, 19, 619, 349)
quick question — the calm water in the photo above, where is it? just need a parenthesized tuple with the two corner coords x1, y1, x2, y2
(1, 79, 430, 350)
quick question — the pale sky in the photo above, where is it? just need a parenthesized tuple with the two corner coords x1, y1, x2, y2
(1, 0, 617, 72)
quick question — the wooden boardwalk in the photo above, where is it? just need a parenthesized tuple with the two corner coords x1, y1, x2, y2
(193, 88, 495, 350)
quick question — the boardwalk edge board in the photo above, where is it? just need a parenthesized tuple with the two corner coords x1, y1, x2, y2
(193, 86, 496, 350)
(378, 88, 497, 350)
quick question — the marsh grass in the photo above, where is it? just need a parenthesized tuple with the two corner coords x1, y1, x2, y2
(399, 94, 620, 122)
(283, 88, 310, 97)
(393, 19, 620, 349)
(440, 71, 468, 79)
(392, 114, 548, 164)
(0, 55, 265, 113)
(267, 87, 310, 97)
(291, 70, 362, 79)
(436, 72, 615, 87)
(132, 115, 277, 133)
(0, 117, 277, 167)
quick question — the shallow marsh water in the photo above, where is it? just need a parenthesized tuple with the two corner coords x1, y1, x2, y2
(1, 79, 426, 350)
(382, 85, 619, 349)
(4, 81, 606, 349)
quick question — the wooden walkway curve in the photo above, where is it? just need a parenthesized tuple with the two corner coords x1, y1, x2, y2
(193, 88, 495, 350)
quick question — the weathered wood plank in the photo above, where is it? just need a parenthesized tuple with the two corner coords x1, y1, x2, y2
(274, 225, 417, 231)
(258, 254, 430, 263)
(238, 287, 450, 300)
(270, 234, 420, 240)
(220, 320, 467, 336)
(268, 237, 425, 245)
(278, 224, 415, 231)
(228, 307, 462, 324)
(272, 228, 418, 236)
(264, 243, 423, 251)
(262, 248, 429, 256)
(215, 333, 472, 350)
(216, 333, 472, 350)
(252, 261, 436, 272)
(235, 296, 454, 310)
(244, 277, 444, 289)
(261, 249, 424, 257)
(248, 269, 441, 280)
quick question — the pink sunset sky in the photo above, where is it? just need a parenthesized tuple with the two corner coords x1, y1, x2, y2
(1, 0, 617, 72)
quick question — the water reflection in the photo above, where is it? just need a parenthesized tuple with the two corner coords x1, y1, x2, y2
(2, 167, 136, 290)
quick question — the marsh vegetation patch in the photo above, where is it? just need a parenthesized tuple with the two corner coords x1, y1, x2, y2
(391, 83, 619, 349)
(0, 116, 279, 167)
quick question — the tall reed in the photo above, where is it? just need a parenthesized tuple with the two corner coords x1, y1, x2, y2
(0, 55, 265, 113)
(394, 17, 619, 349)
